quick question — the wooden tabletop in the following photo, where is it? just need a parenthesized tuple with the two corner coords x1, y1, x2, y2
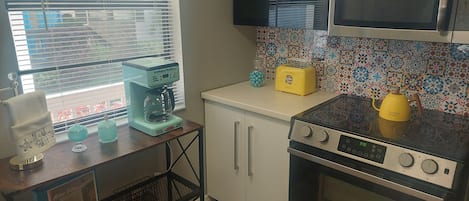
(0, 120, 203, 196)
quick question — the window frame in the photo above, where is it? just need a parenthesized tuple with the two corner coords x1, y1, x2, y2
(5, 0, 186, 136)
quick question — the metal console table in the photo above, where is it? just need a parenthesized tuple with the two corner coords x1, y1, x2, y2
(0, 120, 204, 201)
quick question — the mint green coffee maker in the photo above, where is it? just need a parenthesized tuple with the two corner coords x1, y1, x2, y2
(123, 57, 183, 136)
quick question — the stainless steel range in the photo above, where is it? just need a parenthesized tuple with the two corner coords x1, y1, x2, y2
(288, 95, 469, 201)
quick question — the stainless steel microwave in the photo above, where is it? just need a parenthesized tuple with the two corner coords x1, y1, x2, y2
(328, 0, 454, 42)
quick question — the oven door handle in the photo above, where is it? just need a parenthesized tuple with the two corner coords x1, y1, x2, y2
(288, 148, 444, 201)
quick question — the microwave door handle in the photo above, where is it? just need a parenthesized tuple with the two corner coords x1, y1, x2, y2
(437, 0, 449, 31)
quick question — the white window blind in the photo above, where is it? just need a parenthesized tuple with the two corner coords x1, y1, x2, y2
(6, 0, 185, 133)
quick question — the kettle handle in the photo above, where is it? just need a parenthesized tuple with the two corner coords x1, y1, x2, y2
(409, 94, 423, 116)
(372, 98, 380, 112)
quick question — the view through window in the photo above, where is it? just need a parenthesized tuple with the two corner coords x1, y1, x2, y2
(6, 0, 185, 133)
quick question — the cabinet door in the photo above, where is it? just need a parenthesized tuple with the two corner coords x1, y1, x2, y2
(245, 112, 290, 201)
(233, 0, 269, 26)
(233, 0, 328, 30)
(205, 101, 246, 201)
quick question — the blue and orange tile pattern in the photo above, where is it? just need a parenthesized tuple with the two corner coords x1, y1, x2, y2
(256, 27, 469, 116)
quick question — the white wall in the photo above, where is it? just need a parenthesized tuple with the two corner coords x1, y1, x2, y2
(176, 0, 256, 124)
(170, 0, 257, 195)
(0, 0, 19, 160)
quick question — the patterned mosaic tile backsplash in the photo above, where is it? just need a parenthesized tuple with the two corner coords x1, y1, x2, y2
(255, 27, 469, 116)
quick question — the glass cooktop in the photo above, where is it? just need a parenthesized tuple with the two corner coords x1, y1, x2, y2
(293, 95, 469, 162)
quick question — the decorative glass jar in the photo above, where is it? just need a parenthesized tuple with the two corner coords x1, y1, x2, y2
(249, 58, 265, 87)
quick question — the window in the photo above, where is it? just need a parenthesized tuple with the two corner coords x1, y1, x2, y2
(5, 0, 185, 133)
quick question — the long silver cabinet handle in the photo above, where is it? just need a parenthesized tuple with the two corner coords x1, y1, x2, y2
(234, 121, 240, 171)
(248, 125, 254, 177)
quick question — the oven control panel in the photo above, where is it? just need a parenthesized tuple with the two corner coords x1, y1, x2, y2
(338, 135, 387, 164)
(289, 120, 459, 189)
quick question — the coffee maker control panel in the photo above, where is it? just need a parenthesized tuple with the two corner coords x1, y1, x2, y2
(122, 58, 180, 88)
(148, 67, 179, 87)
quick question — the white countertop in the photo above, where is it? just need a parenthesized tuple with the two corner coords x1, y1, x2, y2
(201, 81, 338, 122)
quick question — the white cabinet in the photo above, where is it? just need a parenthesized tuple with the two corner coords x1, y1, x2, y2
(205, 101, 290, 201)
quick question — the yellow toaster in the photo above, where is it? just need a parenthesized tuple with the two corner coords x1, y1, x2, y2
(275, 65, 316, 96)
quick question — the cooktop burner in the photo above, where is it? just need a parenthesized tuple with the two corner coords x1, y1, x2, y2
(294, 94, 469, 162)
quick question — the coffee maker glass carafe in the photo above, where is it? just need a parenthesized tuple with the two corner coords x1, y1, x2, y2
(143, 86, 175, 122)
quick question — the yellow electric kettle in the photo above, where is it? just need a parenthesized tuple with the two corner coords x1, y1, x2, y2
(372, 87, 423, 122)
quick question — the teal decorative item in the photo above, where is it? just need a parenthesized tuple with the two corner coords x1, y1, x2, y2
(97, 115, 118, 143)
(249, 70, 265, 87)
(249, 57, 265, 87)
(68, 123, 88, 152)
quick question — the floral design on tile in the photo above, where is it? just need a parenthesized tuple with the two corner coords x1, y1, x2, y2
(446, 61, 468, 81)
(278, 44, 288, 58)
(371, 51, 389, 69)
(374, 39, 388, 51)
(466, 86, 469, 116)
(423, 75, 444, 94)
(321, 78, 337, 92)
(266, 43, 277, 57)
(353, 83, 367, 97)
(327, 36, 341, 48)
(386, 71, 404, 87)
(255, 27, 469, 115)
(427, 42, 450, 58)
(266, 56, 276, 68)
(325, 64, 337, 76)
(353, 66, 369, 83)
(256, 42, 266, 57)
(289, 29, 304, 46)
(358, 38, 374, 50)
(389, 55, 405, 70)
(277, 29, 289, 44)
(427, 59, 446, 76)
(301, 47, 311, 59)
(404, 73, 423, 92)
(339, 79, 353, 94)
(439, 97, 465, 115)
(288, 45, 300, 58)
(340, 50, 354, 65)
(337, 65, 353, 80)
(341, 37, 358, 50)
(367, 83, 387, 99)
(326, 49, 339, 64)
(276, 57, 288, 67)
(406, 57, 427, 74)
(267, 28, 278, 42)
(443, 78, 467, 99)
(257, 28, 268, 42)
(355, 50, 372, 67)
(420, 94, 440, 110)
(370, 70, 385, 84)
(313, 62, 326, 76)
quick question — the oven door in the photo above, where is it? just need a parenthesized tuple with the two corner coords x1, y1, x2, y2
(288, 143, 459, 201)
